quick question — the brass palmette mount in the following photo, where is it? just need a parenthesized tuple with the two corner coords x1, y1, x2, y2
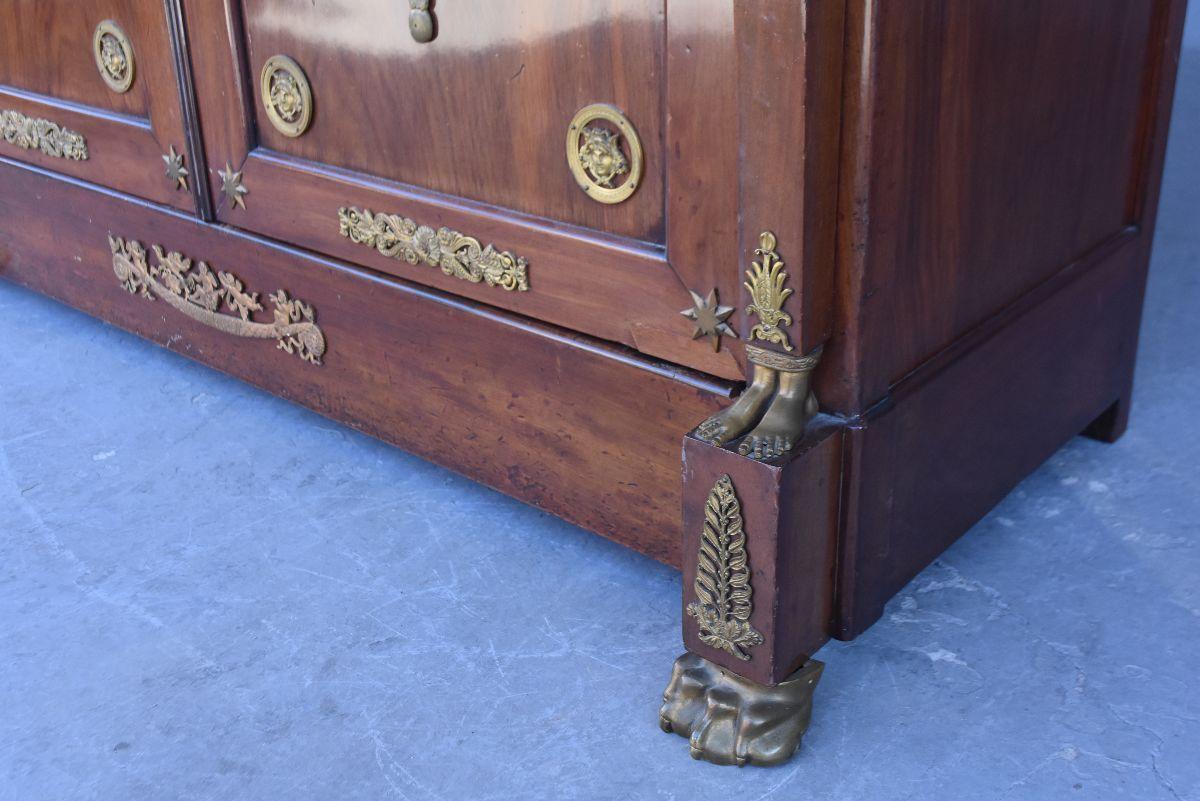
(745, 231, 794, 351)
(692, 231, 817, 460)
(109, 235, 326, 365)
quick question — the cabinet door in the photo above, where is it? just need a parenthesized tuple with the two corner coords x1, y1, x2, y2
(0, 1, 199, 212)
(187, 0, 755, 379)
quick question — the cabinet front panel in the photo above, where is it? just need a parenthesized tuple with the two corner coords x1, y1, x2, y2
(0, 0, 197, 211)
(1, 1, 151, 118)
(240, 0, 665, 242)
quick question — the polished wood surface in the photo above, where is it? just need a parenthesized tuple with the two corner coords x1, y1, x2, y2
(0, 157, 731, 565)
(824, 0, 1180, 413)
(682, 422, 841, 685)
(734, 0, 843, 357)
(0, 0, 199, 212)
(242, 0, 666, 241)
(836, 234, 1155, 638)
(2, 0, 150, 117)
(828, 0, 1190, 637)
(0, 0, 1189, 691)
(182, 0, 749, 381)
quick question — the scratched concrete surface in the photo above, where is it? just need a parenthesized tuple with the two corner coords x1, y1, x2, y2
(2, 50, 1198, 801)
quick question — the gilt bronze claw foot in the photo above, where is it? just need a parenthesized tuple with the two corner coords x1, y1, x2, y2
(660, 653, 824, 767)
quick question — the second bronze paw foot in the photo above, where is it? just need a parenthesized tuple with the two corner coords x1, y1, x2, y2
(660, 653, 824, 767)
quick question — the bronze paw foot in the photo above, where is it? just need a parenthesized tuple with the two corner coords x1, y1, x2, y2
(660, 652, 823, 767)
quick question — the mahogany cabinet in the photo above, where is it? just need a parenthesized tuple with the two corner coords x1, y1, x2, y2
(0, 0, 1189, 768)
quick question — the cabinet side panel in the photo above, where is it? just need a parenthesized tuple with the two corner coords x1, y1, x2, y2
(835, 0, 1178, 409)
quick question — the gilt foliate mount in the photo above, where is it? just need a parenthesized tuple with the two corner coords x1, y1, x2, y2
(338, 206, 529, 292)
(1, 109, 88, 161)
(687, 475, 764, 661)
(109, 235, 326, 365)
(745, 231, 795, 351)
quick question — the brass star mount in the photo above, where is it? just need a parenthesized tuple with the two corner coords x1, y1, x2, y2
(162, 145, 188, 192)
(681, 288, 737, 353)
(218, 161, 248, 210)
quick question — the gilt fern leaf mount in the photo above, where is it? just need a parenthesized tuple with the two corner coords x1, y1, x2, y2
(687, 474, 764, 661)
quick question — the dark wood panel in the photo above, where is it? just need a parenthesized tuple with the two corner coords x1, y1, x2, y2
(182, 0, 751, 381)
(664, 0, 739, 360)
(827, 0, 1189, 641)
(834, 234, 1153, 638)
(0, 0, 198, 212)
(735, 0, 844, 356)
(826, 0, 1171, 412)
(682, 422, 841, 685)
(239, 0, 665, 241)
(0, 158, 733, 565)
(1, 0, 150, 117)
(222, 150, 746, 381)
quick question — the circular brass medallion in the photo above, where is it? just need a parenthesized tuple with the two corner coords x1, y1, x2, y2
(260, 55, 313, 138)
(567, 104, 643, 205)
(93, 20, 135, 94)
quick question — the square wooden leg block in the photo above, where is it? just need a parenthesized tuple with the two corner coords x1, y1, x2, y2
(680, 421, 841, 686)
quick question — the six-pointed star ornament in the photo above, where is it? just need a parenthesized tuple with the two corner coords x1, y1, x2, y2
(218, 161, 249, 210)
(681, 288, 738, 352)
(162, 145, 188, 192)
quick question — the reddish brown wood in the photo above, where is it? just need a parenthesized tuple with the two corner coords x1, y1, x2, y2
(681, 422, 841, 685)
(664, 0, 740, 365)
(180, 0, 750, 381)
(0, 0, 199, 212)
(0, 157, 732, 566)
(835, 231, 1163, 638)
(828, 0, 1189, 638)
(217, 150, 746, 381)
(824, 0, 1181, 413)
(735, 0, 844, 356)
(241, 0, 666, 242)
(0, 0, 1189, 696)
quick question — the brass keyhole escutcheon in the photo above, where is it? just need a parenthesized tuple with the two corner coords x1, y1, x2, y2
(409, 0, 436, 44)
(260, 55, 313, 138)
(93, 20, 135, 94)
(567, 104, 644, 205)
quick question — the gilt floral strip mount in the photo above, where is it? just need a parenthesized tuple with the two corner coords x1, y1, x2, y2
(337, 206, 529, 292)
(109, 235, 326, 365)
(687, 474, 764, 661)
(1, 109, 88, 161)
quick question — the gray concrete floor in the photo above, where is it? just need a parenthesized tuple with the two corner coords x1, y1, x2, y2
(2, 53, 1198, 801)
